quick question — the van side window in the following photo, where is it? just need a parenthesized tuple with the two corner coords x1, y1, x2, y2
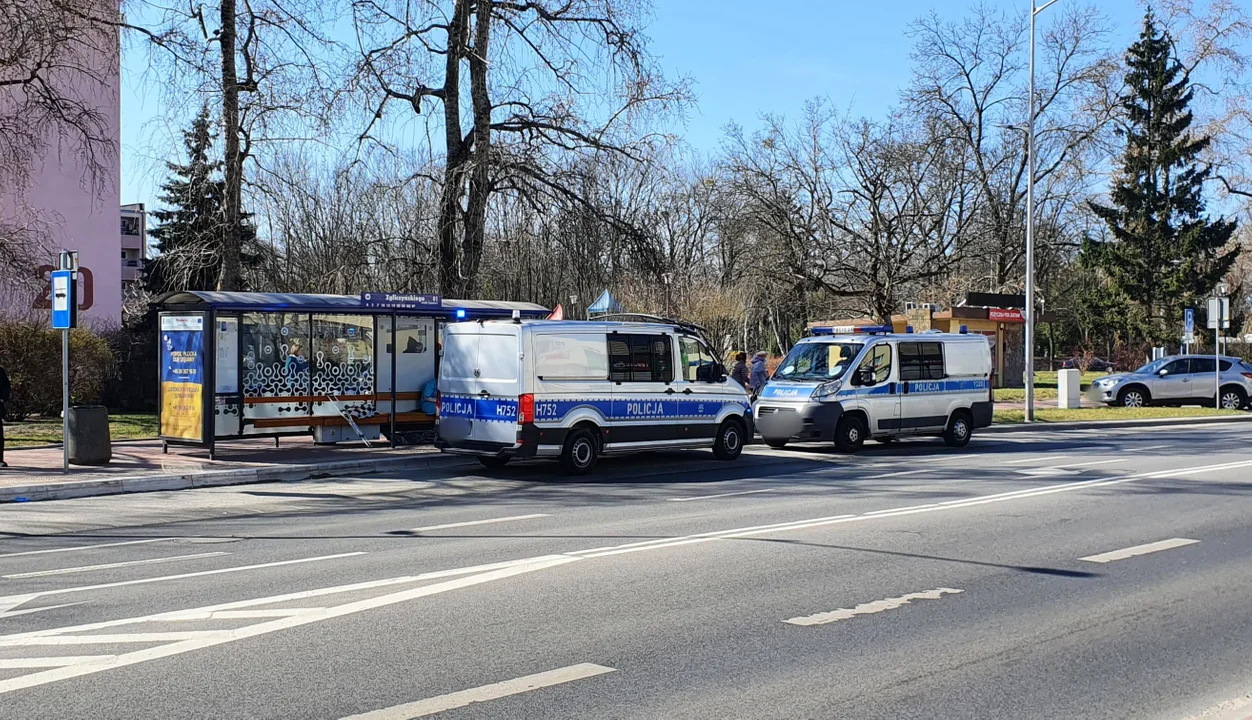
(899, 342, 945, 381)
(609, 334, 674, 383)
(679, 336, 716, 382)
(858, 343, 892, 384)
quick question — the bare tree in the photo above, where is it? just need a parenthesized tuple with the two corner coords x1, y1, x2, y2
(905, 2, 1117, 293)
(350, 0, 689, 297)
(0, 0, 118, 278)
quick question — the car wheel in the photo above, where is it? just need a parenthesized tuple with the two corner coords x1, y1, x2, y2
(712, 419, 745, 461)
(834, 415, 866, 453)
(764, 439, 788, 449)
(476, 456, 510, 469)
(943, 411, 973, 448)
(1117, 387, 1149, 408)
(1219, 387, 1247, 410)
(559, 429, 599, 476)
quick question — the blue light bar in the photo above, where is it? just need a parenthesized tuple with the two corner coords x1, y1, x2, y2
(809, 324, 894, 336)
(959, 325, 968, 334)
(455, 309, 467, 319)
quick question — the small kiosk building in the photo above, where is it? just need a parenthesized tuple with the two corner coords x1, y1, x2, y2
(153, 291, 548, 457)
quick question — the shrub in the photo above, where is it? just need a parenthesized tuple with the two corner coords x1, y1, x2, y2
(0, 321, 115, 419)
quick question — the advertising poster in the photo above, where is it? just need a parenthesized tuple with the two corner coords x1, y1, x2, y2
(160, 315, 205, 441)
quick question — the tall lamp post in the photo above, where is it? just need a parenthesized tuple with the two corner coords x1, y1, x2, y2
(1025, 0, 1059, 423)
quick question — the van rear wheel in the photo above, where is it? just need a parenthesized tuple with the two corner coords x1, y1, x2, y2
(712, 419, 745, 461)
(943, 411, 973, 448)
(560, 429, 599, 476)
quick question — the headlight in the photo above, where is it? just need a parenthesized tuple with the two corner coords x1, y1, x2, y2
(812, 379, 843, 401)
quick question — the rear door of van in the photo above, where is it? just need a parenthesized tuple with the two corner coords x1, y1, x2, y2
(439, 324, 522, 448)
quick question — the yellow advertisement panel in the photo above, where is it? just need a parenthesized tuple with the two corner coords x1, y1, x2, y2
(160, 315, 205, 441)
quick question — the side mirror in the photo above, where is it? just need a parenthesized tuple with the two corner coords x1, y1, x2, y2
(714, 363, 728, 382)
(856, 366, 876, 386)
(1158, 369, 1168, 377)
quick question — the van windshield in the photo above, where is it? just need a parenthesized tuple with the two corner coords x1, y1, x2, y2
(774, 342, 862, 381)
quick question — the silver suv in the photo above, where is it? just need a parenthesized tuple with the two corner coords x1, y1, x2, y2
(1089, 355, 1252, 410)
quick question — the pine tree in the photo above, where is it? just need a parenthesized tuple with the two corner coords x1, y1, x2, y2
(1081, 11, 1238, 343)
(145, 106, 258, 294)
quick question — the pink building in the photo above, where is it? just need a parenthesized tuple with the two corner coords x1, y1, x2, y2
(0, 9, 123, 326)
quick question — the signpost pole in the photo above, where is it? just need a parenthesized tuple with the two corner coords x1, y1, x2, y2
(62, 326, 69, 474)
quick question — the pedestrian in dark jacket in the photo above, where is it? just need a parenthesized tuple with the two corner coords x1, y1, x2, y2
(0, 364, 9, 467)
(730, 352, 750, 390)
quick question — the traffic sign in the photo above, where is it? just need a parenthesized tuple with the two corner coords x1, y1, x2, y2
(50, 269, 76, 329)
(1208, 297, 1230, 329)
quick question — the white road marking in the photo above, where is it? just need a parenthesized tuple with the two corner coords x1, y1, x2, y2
(1014, 458, 1124, 476)
(668, 489, 772, 502)
(784, 588, 964, 626)
(1079, 538, 1200, 564)
(339, 663, 616, 719)
(167, 609, 321, 621)
(0, 632, 223, 647)
(410, 514, 550, 533)
(865, 468, 935, 479)
(864, 504, 938, 515)
(0, 556, 575, 694)
(0, 602, 85, 619)
(0, 539, 168, 559)
(1137, 444, 1171, 451)
(0, 552, 365, 616)
(0, 656, 117, 668)
(3, 457, 1251, 694)
(1002, 454, 1070, 465)
(3, 552, 230, 579)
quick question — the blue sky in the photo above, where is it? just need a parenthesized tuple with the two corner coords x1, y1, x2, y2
(119, 0, 1152, 209)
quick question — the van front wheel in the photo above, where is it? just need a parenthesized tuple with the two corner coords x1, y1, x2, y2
(712, 419, 745, 460)
(834, 415, 866, 453)
(560, 429, 600, 475)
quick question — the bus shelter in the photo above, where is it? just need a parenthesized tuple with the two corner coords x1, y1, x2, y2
(153, 291, 549, 457)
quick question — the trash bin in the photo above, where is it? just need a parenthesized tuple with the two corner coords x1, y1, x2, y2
(67, 405, 112, 466)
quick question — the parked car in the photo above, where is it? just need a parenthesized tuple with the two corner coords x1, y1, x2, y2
(1062, 356, 1114, 372)
(1087, 355, 1252, 410)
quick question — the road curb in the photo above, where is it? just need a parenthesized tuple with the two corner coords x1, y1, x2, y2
(982, 413, 1252, 433)
(0, 453, 472, 503)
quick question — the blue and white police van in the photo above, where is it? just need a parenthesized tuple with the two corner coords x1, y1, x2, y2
(754, 325, 993, 452)
(436, 317, 752, 474)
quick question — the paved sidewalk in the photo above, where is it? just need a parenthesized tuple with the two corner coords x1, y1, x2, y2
(0, 436, 457, 502)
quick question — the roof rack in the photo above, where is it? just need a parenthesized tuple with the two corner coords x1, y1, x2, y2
(592, 313, 711, 337)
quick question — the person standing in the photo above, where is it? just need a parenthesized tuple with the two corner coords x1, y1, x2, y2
(0, 364, 9, 468)
(730, 351, 750, 390)
(750, 351, 769, 396)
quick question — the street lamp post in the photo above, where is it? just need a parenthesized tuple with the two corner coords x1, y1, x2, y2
(1025, 0, 1059, 423)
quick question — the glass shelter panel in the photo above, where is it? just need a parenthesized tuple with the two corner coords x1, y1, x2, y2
(241, 312, 311, 431)
(310, 314, 376, 419)
(378, 316, 436, 415)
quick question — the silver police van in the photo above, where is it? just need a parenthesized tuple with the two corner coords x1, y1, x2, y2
(754, 325, 993, 451)
(436, 317, 752, 474)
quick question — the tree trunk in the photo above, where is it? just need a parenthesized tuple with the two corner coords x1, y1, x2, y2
(437, 0, 470, 297)
(217, 0, 243, 291)
(462, 0, 492, 298)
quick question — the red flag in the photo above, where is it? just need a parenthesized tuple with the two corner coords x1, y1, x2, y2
(547, 303, 564, 320)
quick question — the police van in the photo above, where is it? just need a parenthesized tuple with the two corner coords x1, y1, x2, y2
(436, 317, 753, 474)
(754, 325, 993, 451)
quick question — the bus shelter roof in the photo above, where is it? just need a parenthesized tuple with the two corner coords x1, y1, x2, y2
(153, 291, 549, 319)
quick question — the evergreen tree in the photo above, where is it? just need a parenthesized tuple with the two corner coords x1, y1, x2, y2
(145, 106, 258, 294)
(1081, 12, 1237, 343)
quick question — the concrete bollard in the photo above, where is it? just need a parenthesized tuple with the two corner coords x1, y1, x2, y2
(67, 405, 112, 466)
(1057, 369, 1082, 409)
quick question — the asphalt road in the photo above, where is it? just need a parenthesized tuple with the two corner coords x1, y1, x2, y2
(2, 423, 1252, 719)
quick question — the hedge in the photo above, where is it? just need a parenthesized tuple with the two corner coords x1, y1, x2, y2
(0, 322, 116, 419)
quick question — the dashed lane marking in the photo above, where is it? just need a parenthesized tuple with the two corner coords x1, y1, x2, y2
(410, 514, 550, 533)
(784, 588, 964, 626)
(1080, 538, 1199, 564)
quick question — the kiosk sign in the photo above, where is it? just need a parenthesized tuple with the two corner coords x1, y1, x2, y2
(160, 314, 206, 441)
